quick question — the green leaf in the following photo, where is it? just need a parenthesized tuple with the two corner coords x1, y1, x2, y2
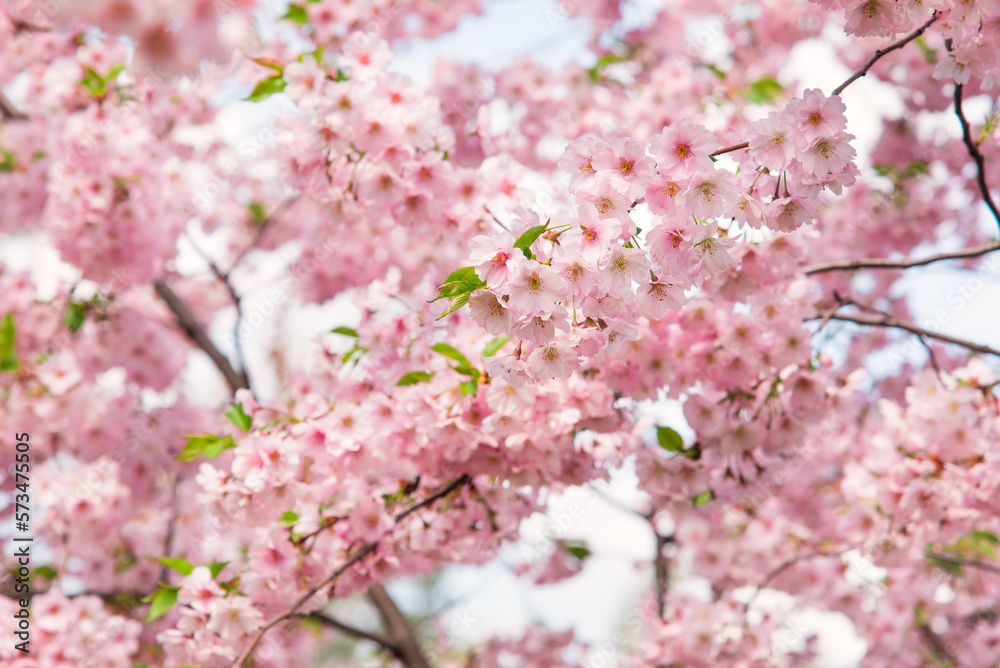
(64, 302, 86, 333)
(225, 403, 253, 432)
(436, 291, 473, 320)
(563, 541, 591, 560)
(281, 3, 308, 24)
(397, 371, 433, 386)
(692, 490, 714, 507)
(429, 266, 480, 302)
(430, 266, 487, 321)
(513, 223, 549, 260)
(459, 379, 478, 395)
(656, 426, 684, 453)
(342, 342, 368, 365)
(248, 201, 267, 224)
(206, 561, 229, 579)
(431, 342, 472, 367)
(0, 313, 20, 373)
(331, 326, 358, 337)
(176, 434, 237, 462)
(250, 57, 285, 73)
(143, 586, 179, 622)
(155, 557, 194, 576)
(245, 75, 287, 102)
(298, 46, 325, 66)
(0, 148, 16, 173)
(35, 565, 58, 581)
(743, 77, 783, 104)
(281, 511, 299, 524)
(483, 336, 510, 358)
(706, 64, 726, 79)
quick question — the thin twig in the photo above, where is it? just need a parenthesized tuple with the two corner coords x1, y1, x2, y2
(804, 240, 1000, 275)
(229, 195, 300, 273)
(744, 550, 846, 612)
(954, 82, 1000, 230)
(710, 141, 748, 158)
(917, 335, 945, 385)
(153, 280, 250, 393)
(831, 12, 941, 96)
(819, 312, 1000, 359)
(230, 475, 472, 667)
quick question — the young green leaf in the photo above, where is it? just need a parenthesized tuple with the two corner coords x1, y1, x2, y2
(245, 75, 287, 102)
(155, 557, 194, 577)
(331, 326, 358, 337)
(64, 302, 87, 333)
(743, 77, 783, 104)
(206, 561, 229, 579)
(482, 336, 510, 358)
(0, 313, 20, 372)
(281, 3, 308, 24)
(397, 371, 433, 386)
(176, 434, 237, 462)
(431, 343, 472, 367)
(459, 379, 478, 395)
(656, 426, 684, 452)
(225, 403, 253, 433)
(143, 586, 179, 622)
(513, 224, 549, 260)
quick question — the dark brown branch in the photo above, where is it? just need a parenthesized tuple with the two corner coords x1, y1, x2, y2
(153, 280, 250, 393)
(306, 611, 398, 650)
(368, 586, 431, 668)
(831, 12, 941, 96)
(819, 312, 1000, 359)
(954, 82, 1000, 230)
(0, 91, 28, 121)
(230, 475, 471, 667)
(804, 241, 1000, 275)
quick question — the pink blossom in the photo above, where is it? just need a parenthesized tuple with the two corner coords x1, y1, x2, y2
(649, 120, 719, 178)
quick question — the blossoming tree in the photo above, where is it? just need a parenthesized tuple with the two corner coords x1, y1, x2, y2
(2, 0, 1000, 665)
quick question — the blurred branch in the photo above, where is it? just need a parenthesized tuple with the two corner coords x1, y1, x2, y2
(229, 195, 300, 273)
(0, 91, 27, 121)
(368, 585, 431, 668)
(926, 551, 1000, 576)
(153, 279, 250, 393)
(832, 12, 941, 96)
(804, 241, 1000, 275)
(819, 311, 1000, 359)
(306, 611, 398, 651)
(954, 82, 1000, 230)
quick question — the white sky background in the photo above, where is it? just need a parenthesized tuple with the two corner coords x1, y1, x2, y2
(4, 0, 1000, 665)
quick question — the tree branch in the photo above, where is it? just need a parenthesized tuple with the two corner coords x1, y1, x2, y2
(831, 12, 941, 96)
(710, 141, 748, 158)
(954, 82, 1000, 230)
(153, 279, 250, 393)
(0, 91, 28, 121)
(230, 475, 471, 667)
(306, 611, 398, 651)
(803, 241, 1000, 275)
(817, 311, 1000, 359)
(926, 551, 1000, 576)
(228, 195, 300, 273)
(368, 586, 431, 668)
